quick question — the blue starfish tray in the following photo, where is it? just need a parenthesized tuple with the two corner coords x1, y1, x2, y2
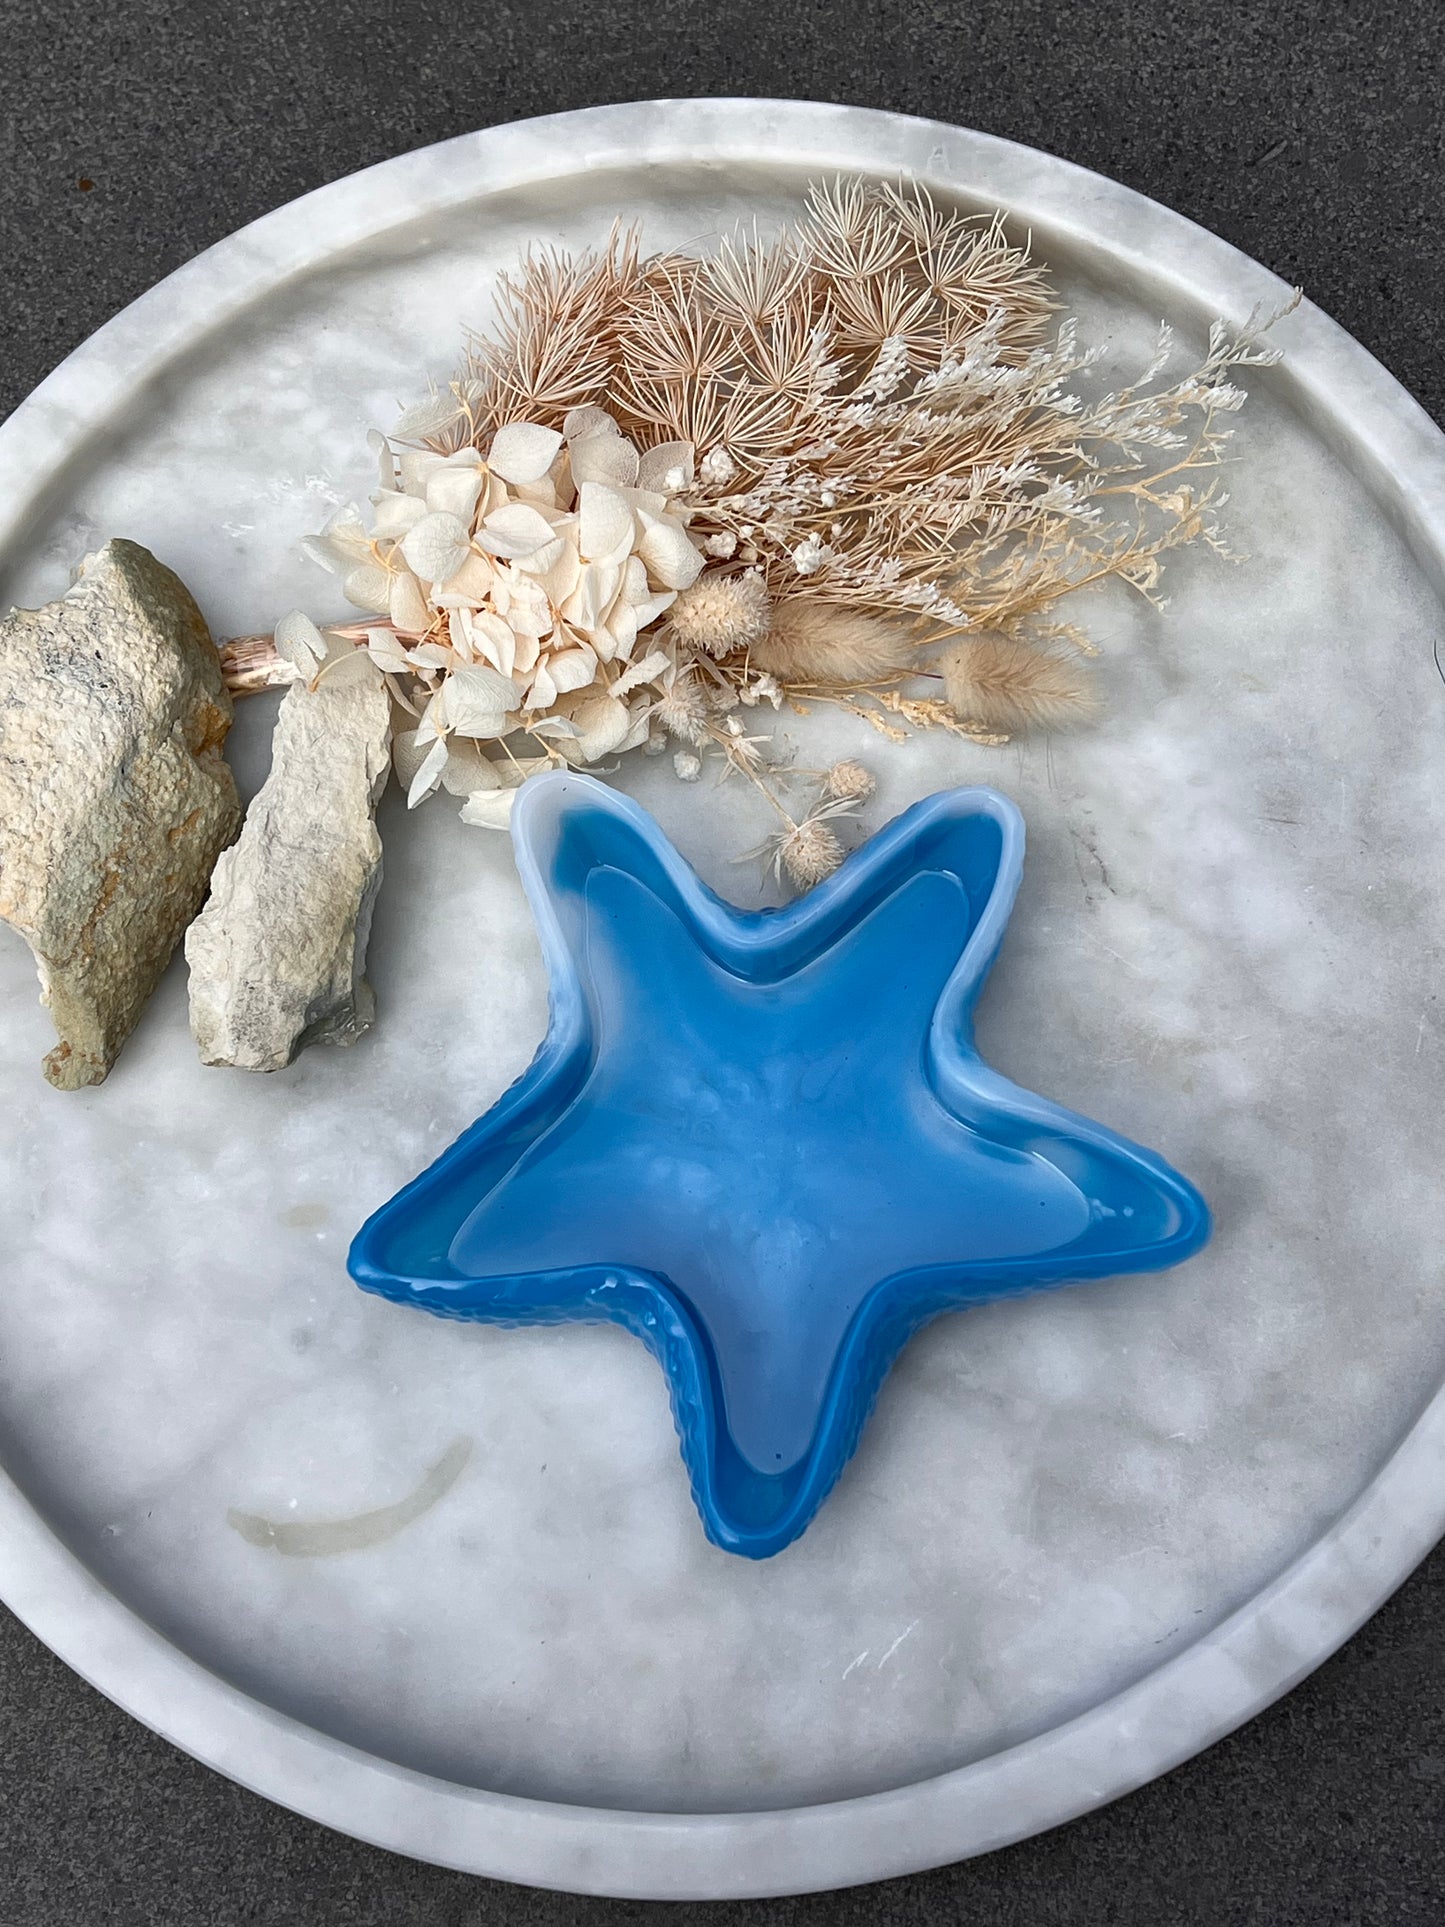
(349, 773, 1209, 1556)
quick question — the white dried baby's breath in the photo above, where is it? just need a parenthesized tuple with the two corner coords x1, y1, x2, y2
(790, 532, 831, 576)
(699, 447, 737, 487)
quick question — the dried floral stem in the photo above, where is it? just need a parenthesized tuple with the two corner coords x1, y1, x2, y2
(267, 175, 1287, 891)
(218, 633, 295, 695)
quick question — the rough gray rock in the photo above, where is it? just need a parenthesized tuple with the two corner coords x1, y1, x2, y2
(185, 664, 392, 1070)
(0, 540, 242, 1090)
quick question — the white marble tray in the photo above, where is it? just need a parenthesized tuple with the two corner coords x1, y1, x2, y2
(2, 101, 1444, 1901)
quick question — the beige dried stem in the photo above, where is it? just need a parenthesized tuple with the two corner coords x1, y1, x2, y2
(409, 177, 1287, 755)
(247, 177, 1288, 899)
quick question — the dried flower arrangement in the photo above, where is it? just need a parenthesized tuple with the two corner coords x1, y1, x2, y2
(228, 177, 1285, 892)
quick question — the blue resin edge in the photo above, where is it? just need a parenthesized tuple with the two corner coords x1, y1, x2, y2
(349, 773, 1211, 1559)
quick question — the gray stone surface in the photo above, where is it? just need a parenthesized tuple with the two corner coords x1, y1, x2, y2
(186, 667, 391, 1071)
(0, 539, 240, 1088)
(0, 3, 1442, 1924)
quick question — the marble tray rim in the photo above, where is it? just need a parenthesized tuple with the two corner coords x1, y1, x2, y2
(2, 98, 1444, 1899)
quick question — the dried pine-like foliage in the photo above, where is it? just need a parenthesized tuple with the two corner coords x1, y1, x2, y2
(419, 177, 1282, 692)
(245, 176, 1289, 896)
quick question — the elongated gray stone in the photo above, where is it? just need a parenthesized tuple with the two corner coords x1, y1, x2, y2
(0, 540, 241, 1089)
(185, 664, 391, 1070)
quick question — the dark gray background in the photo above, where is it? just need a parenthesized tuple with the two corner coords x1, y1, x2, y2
(2, 2, 1443, 1921)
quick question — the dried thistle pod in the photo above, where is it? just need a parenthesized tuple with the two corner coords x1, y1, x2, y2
(670, 570, 771, 658)
(825, 759, 875, 802)
(778, 816, 845, 889)
(934, 634, 1098, 733)
(653, 669, 710, 745)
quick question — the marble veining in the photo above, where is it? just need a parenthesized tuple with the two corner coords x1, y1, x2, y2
(0, 102, 1443, 1896)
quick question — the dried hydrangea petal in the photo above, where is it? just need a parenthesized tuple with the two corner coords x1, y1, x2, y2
(603, 602, 639, 658)
(407, 734, 449, 809)
(458, 788, 518, 829)
(564, 557, 623, 633)
(525, 662, 558, 711)
(528, 715, 580, 741)
(390, 724, 433, 790)
(476, 502, 557, 559)
(391, 388, 463, 443)
(342, 564, 395, 613)
(637, 440, 695, 494)
(487, 422, 564, 485)
(617, 704, 653, 755)
(273, 609, 329, 672)
(633, 588, 678, 630)
(425, 463, 485, 524)
(548, 646, 599, 694)
(570, 433, 640, 489)
(389, 568, 431, 634)
(509, 476, 560, 514)
(446, 608, 476, 663)
(309, 503, 374, 567)
(635, 512, 705, 590)
(371, 490, 429, 539)
(440, 738, 503, 796)
(499, 572, 553, 639)
(400, 512, 471, 584)
(442, 662, 518, 738)
(365, 628, 413, 675)
(577, 482, 633, 560)
(406, 641, 455, 669)
(368, 426, 395, 490)
(396, 450, 447, 497)
(513, 534, 569, 578)
(563, 404, 621, 442)
(470, 610, 517, 678)
(611, 649, 670, 698)
(569, 692, 632, 762)
(529, 539, 581, 605)
(436, 549, 496, 604)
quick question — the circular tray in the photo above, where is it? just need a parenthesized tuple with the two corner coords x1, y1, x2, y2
(1, 101, 1443, 1901)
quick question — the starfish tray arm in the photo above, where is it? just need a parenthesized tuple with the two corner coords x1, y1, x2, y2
(349, 774, 1210, 1558)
